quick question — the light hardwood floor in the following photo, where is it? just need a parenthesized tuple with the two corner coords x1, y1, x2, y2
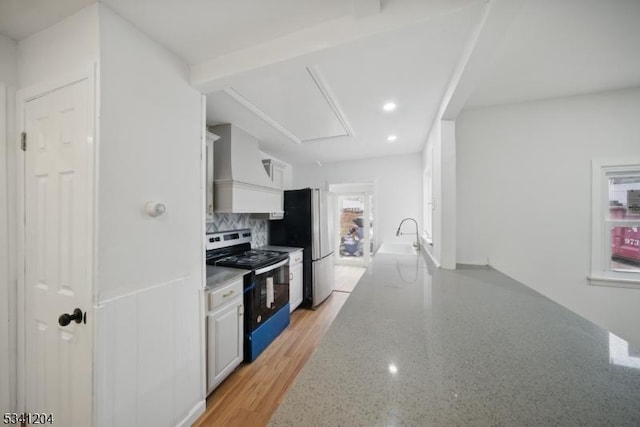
(193, 266, 364, 427)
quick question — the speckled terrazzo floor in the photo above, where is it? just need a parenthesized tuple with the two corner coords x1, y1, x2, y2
(269, 253, 640, 426)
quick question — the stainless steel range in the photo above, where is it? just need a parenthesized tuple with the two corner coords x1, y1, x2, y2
(206, 229, 290, 362)
(216, 249, 288, 269)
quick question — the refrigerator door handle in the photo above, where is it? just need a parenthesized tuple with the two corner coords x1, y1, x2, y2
(311, 189, 321, 260)
(312, 188, 332, 260)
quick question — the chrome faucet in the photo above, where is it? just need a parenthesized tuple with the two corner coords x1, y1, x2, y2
(395, 218, 420, 251)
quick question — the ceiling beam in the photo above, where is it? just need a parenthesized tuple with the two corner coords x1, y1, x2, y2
(191, 1, 480, 94)
(441, 0, 526, 120)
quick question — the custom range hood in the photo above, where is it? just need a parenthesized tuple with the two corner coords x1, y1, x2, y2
(211, 124, 283, 213)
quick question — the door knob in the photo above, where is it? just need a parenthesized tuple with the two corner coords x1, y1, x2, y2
(58, 308, 84, 327)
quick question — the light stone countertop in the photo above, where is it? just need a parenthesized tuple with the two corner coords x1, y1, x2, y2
(205, 265, 247, 291)
(270, 252, 640, 426)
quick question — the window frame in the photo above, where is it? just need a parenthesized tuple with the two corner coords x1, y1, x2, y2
(589, 158, 640, 289)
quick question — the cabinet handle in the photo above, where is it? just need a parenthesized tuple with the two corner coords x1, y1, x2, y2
(223, 290, 234, 298)
(290, 273, 293, 280)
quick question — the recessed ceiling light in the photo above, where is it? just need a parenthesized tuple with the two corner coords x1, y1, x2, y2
(387, 135, 397, 142)
(383, 102, 396, 112)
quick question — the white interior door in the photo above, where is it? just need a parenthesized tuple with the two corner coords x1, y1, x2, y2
(24, 78, 93, 426)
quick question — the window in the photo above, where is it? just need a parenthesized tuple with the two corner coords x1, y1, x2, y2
(590, 159, 640, 288)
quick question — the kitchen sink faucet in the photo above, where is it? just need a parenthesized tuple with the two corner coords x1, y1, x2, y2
(395, 218, 421, 251)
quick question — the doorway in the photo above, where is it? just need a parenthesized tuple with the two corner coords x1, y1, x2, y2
(18, 70, 95, 426)
(330, 183, 374, 267)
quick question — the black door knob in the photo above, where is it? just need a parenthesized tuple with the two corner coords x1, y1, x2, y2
(58, 308, 84, 327)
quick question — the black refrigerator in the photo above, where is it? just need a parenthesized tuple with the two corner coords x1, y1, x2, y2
(269, 188, 335, 307)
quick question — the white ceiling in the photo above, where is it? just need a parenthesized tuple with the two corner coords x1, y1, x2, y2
(101, 0, 352, 64)
(4, 0, 639, 167)
(465, 0, 640, 109)
(206, 3, 484, 165)
(220, 67, 352, 143)
(0, 0, 95, 40)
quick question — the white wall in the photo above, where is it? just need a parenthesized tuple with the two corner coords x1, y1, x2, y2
(0, 34, 18, 85)
(421, 119, 457, 269)
(456, 88, 640, 345)
(423, 123, 440, 263)
(95, 5, 204, 427)
(293, 153, 422, 250)
(17, 4, 98, 88)
(0, 33, 17, 414)
(97, 4, 202, 301)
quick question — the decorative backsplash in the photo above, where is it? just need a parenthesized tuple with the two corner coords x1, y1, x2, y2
(206, 213, 268, 248)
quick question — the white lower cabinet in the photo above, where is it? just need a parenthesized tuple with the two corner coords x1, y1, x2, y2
(289, 250, 303, 312)
(206, 278, 243, 395)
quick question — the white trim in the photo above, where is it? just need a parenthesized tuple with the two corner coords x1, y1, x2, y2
(304, 66, 355, 140)
(19, 67, 92, 103)
(96, 275, 191, 306)
(422, 243, 440, 268)
(6, 83, 17, 414)
(86, 64, 99, 427)
(15, 85, 25, 415)
(90, 62, 101, 427)
(421, 232, 433, 246)
(15, 63, 97, 416)
(328, 182, 374, 194)
(588, 275, 640, 290)
(175, 399, 206, 427)
(224, 88, 302, 144)
(606, 220, 640, 226)
(205, 130, 220, 141)
(15, 82, 26, 415)
(200, 94, 207, 401)
(0, 82, 10, 412)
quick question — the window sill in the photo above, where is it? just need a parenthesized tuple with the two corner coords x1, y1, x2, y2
(421, 232, 433, 246)
(588, 275, 640, 290)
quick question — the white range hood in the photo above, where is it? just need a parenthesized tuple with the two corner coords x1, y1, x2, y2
(211, 123, 283, 213)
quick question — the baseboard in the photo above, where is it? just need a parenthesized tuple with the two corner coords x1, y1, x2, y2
(421, 246, 440, 268)
(456, 263, 490, 269)
(175, 399, 206, 427)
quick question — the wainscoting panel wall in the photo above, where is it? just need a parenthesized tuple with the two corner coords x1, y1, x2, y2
(94, 276, 204, 427)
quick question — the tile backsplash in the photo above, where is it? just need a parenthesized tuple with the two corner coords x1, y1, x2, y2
(206, 213, 268, 247)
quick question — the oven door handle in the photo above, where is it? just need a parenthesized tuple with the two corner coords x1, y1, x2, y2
(254, 259, 289, 275)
